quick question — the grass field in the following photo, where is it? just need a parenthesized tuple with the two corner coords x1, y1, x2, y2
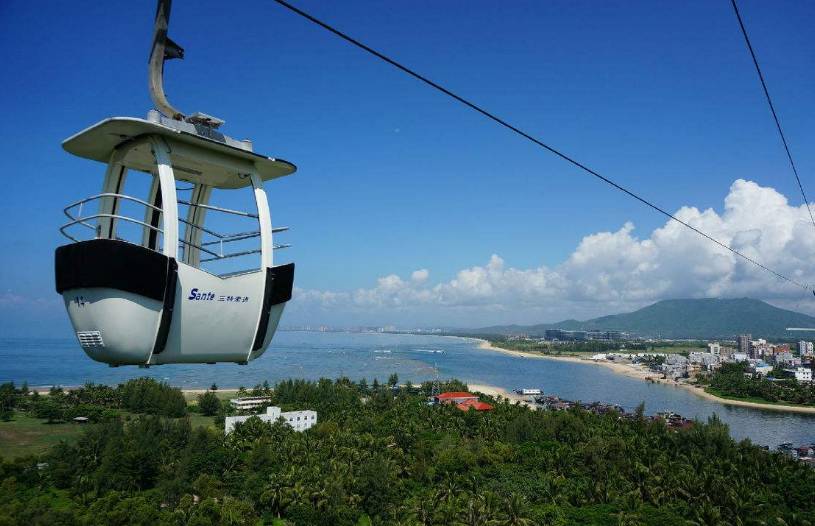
(0, 411, 219, 460)
(187, 413, 218, 430)
(0, 413, 85, 460)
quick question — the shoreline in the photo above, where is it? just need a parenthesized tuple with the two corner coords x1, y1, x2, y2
(467, 383, 536, 408)
(472, 338, 815, 415)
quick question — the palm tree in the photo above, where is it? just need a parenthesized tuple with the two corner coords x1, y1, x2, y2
(309, 486, 329, 511)
(435, 480, 460, 508)
(479, 491, 502, 519)
(615, 510, 644, 526)
(456, 497, 488, 526)
(260, 481, 290, 518)
(501, 494, 533, 526)
(411, 495, 439, 526)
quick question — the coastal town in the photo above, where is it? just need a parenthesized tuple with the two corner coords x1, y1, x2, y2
(473, 331, 815, 466)
(590, 335, 813, 384)
(494, 331, 815, 388)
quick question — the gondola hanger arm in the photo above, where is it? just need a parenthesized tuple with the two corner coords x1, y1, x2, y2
(148, 0, 185, 120)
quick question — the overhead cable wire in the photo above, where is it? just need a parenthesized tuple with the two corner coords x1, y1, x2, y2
(272, 0, 809, 292)
(730, 0, 815, 232)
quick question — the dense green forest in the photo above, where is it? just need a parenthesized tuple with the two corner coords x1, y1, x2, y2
(1, 377, 814, 525)
(700, 362, 815, 406)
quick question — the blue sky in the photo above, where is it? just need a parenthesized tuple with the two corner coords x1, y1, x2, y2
(1, 0, 814, 336)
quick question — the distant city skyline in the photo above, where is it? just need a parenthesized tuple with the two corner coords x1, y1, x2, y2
(2, 1, 814, 336)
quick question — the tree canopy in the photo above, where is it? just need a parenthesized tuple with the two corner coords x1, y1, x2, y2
(1, 376, 813, 525)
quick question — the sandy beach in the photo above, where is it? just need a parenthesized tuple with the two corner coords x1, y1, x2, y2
(473, 339, 815, 415)
(475, 338, 657, 381)
(181, 388, 239, 394)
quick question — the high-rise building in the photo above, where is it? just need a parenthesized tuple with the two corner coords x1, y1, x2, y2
(799, 341, 814, 357)
(707, 342, 721, 356)
(737, 334, 751, 357)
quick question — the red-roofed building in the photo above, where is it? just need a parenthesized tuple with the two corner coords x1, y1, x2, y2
(432, 392, 493, 411)
(434, 392, 478, 405)
(455, 399, 494, 412)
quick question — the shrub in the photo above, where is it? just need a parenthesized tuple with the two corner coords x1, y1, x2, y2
(34, 398, 64, 424)
(197, 391, 221, 416)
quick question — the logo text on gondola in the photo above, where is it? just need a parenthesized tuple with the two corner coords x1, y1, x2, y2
(188, 288, 215, 301)
(187, 288, 249, 303)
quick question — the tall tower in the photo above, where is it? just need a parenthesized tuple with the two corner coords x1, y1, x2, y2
(431, 361, 441, 397)
(737, 334, 751, 357)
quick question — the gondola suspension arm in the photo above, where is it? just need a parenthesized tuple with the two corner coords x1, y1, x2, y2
(148, 0, 185, 120)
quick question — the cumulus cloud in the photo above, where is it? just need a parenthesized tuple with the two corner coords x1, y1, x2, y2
(411, 269, 429, 283)
(289, 180, 815, 326)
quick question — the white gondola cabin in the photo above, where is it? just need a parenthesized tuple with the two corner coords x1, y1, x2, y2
(56, 111, 295, 365)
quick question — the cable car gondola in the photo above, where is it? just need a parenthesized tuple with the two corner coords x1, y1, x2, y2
(54, 0, 295, 366)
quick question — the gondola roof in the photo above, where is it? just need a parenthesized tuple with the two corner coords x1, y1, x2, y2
(63, 116, 296, 189)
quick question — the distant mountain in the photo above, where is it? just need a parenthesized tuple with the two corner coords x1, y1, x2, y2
(465, 298, 815, 339)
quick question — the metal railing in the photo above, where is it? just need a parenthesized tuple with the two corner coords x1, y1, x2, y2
(60, 193, 290, 266)
(61, 193, 164, 243)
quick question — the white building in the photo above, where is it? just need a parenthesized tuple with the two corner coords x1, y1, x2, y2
(754, 363, 774, 376)
(795, 367, 813, 383)
(281, 410, 318, 432)
(707, 342, 721, 356)
(224, 406, 318, 434)
(799, 341, 814, 357)
(230, 396, 272, 411)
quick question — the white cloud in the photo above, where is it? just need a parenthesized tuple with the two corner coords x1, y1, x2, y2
(288, 180, 815, 326)
(411, 269, 429, 283)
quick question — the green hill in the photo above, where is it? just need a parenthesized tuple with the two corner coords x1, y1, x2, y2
(469, 298, 815, 339)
